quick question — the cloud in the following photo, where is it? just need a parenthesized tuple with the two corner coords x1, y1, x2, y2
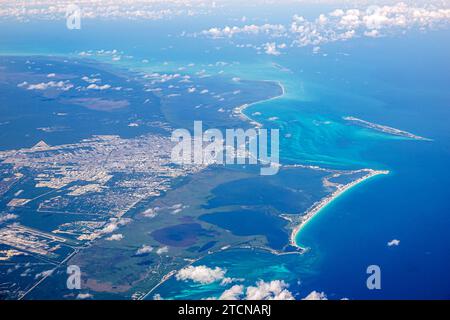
(26, 80, 73, 91)
(218, 285, 244, 300)
(136, 245, 153, 255)
(200, 23, 286, 38)
(245, 280, 294, 300)
(81, 76, 101, 83)
(34, 269, 53, 280)
(303, 290, 328, 300)
(198, 3, 450, 50)
(156, 246, 169, 255)
(0, 213, 18, 224)
(263, 42, 281, 56)
(100, 222, 119, 234)
(0, 1, 218, 21)
(220, 276, 243, 286)
(211, 280, 295, 300)
(176, 265, 226, 284)
(86, 84, 111, 90)
(142, 207, 160, 218)
(364, 29, 380, 37)
(105, 233, 123, 241)
(387, 239, 400, 247)
(100, 218, 132, 235)
(153, 293, 163, 300)
(76, 293, 93, 300)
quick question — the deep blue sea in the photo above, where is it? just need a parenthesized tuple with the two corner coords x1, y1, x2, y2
(1, 11, 449, 299)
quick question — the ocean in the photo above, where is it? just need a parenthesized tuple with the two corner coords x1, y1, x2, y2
(1, 14, 449, 299)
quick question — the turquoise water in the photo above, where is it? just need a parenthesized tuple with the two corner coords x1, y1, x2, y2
(1, 17, 449, 299)
(149, 30, 450, 299)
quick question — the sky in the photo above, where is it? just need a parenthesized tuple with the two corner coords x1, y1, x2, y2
(1, 1, 449, 56)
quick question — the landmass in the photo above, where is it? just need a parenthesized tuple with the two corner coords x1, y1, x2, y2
(0, 55, 392, 300)
(343, 116, 432, 141)
(285, 168, 390, 250)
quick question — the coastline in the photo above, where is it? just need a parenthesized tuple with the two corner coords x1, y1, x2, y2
(234, 80, 286, 128)
(290, 169, 390, 249)
(230, 80, 391, 252)
(343, 116, 433, 141)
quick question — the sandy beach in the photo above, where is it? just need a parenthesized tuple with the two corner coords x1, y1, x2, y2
(234, 80, 286, 128)
(290, 169, 390, 249)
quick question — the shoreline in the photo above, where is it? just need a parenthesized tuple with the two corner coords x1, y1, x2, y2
(343, 116, 433, 141)
(234, 80, 286, 128)
(139, 242, 302, 300)
(290, 169, 390, 249)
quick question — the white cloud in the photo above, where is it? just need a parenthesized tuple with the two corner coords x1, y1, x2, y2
(176, 265, 226, 284)
(330, 9, 345, 17)
(100, 223, 118, 234)
(76, 293, 93, 299)
(142, 207, 160, 218)
(387, 239, 400, 247)
(263, 42, 281, 56)
(100, 218, 131, 235)
(81, 76, 101, 83)
(136, 245, 153, 255)
(245, 280, 294, 300)
(303, 290, 328, 300)
(26, 80, 73, 91)
(156, 246, 169, 255)
(86, 84, 111, 90)
(34, 269, 53, 279)
(153, 293, 163, 300)
(218, 285, 244, 300)
(201, 23, 286, 38)
(339, 9, 361, 29)
(316, 14, 328, 25)
(220, 276, 243, 286)
(212, 280, 295, 300)
(364, 29, 380, 37)
(0, 213, 18, 224)
(0, 0, 218, 21)
(198, 3, 450, 50)
(105, 233, 123, 241)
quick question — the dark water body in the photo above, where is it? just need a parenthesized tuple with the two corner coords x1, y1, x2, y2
(200, 210, 288, 250)
(151, 223, 214, 247)
(202, 168, 328, 213)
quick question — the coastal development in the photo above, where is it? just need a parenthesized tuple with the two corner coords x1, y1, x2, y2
(0, 55, 400, 300)
(1, 0, 448, 301)
(233, 81, 285, 128)
(0, 134, 205, 218)
(289, 169, 390, 249)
